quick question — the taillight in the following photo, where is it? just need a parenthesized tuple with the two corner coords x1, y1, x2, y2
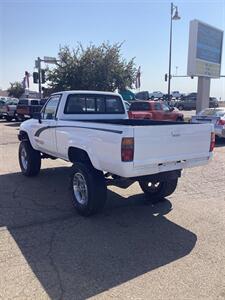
(121, 137, 134, 162)
(210, 132, 215, 152)
(217, 119, 225, 126)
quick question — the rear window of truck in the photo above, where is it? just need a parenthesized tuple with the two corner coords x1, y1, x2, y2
(64, 94, 125, 114)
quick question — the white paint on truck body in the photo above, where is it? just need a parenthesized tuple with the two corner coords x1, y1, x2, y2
(20, 90, 213, 178)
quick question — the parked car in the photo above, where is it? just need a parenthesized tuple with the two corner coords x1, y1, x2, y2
(175, 96, 197, 110)
(0, 98, 7, 118)
(18, 90, 214, 216)
(175, 95, 219, 110)
(135, 91, 152, 100)
(191, 108, 225, 138)
(162, 94, 172, 101)
(128, 101, 184, 121)
(16, 98, 48, 121)
(209, 97, 219, 108)
(0, 96, 9, 102)
(135, 91, 164, 100)
(0, 98, 19, 121)
(171, 91, 182, 99)
(149, 91, 164, 99)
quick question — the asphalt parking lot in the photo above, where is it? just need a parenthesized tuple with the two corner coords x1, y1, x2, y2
(0, 119, 225, 300)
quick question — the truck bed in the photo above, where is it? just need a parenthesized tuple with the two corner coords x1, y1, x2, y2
(69, 119, 186, 126)
(58, 118, 212, 177)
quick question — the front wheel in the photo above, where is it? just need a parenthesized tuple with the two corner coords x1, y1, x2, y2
(6, 116, 13, 122)
(71, 163, 107, 216)
(19, 141, 41, 176)
(176, 117, 183, 122)
(139, 179, 178, 203)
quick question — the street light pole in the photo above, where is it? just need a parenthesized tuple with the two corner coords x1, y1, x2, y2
(168, 3, 173, 100)
(167, 2, 180, 101)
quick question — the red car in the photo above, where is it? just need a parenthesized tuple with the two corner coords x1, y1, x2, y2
(128, 101, 184, 121)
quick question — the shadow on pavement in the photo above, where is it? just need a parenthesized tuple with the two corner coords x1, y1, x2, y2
(0, 167, 197, 299)
(4, 121, 21, 127)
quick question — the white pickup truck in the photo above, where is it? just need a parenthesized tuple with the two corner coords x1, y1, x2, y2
(18, 91, 215, 216)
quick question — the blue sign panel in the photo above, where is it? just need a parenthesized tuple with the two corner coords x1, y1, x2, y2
(197, 23, 223, 64)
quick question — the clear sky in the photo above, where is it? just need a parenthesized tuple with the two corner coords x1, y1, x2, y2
(0, 0, 225, 99)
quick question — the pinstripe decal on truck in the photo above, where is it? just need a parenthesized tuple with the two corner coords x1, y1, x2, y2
(34, 125, 123, 137)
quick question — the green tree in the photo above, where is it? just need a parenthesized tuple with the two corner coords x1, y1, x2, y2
(47, 42, 136, 93)
(7, 82, 24, 98)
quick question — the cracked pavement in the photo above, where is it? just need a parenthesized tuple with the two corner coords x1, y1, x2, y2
(0, 120, 225, 300)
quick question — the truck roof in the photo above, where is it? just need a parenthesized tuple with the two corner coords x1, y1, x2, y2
(52, 90, 121, 97)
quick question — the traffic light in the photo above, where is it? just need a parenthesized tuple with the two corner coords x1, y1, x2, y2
(165, 73, 168, 82)
(33, 72, 39, 83)
(41, 69, 46, 83)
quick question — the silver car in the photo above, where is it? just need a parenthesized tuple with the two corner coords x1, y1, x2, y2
(191, 108, 225, 138)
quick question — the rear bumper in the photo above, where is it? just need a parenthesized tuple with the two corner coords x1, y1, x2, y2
(113, 155, 212, 178)
(215, 126, 225, 138)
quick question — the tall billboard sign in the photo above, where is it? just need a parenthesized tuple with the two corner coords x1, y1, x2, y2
(187, 20, 223, 78)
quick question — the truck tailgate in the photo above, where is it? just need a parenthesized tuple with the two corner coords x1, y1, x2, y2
(17, 106, 29, 115)
(133, 123, 212, 167)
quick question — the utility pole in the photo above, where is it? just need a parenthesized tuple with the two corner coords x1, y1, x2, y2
(37, 57, 42, 99)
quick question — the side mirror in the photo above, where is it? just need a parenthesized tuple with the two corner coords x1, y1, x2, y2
(33, 112, 42, 123)
(169, 107, 174, 112)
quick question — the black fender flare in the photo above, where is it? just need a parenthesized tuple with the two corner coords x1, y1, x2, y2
(18, 130, 30, 142)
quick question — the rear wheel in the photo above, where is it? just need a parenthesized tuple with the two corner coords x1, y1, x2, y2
(19, 141, 41, 176)
(17, 114, 25, 121)
(139, 179, 178, 203)
(71, 162, 107, 216)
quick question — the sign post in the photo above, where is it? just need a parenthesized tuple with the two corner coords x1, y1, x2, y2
(187, 20, 223, 113)
(34, 56, 58, 98)
(196, 77, 211, 113)
(37, 57, 42, 99)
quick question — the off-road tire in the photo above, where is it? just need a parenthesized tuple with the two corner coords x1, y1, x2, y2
(71, 162, 107, 216)
(19, 141, 41, 176)
(6, 116, 13, 122)
(139, 179, 178, 203)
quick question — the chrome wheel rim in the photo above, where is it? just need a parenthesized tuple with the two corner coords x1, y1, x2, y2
(73, 172, 88, 205)
(21, 147, 28, 170)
